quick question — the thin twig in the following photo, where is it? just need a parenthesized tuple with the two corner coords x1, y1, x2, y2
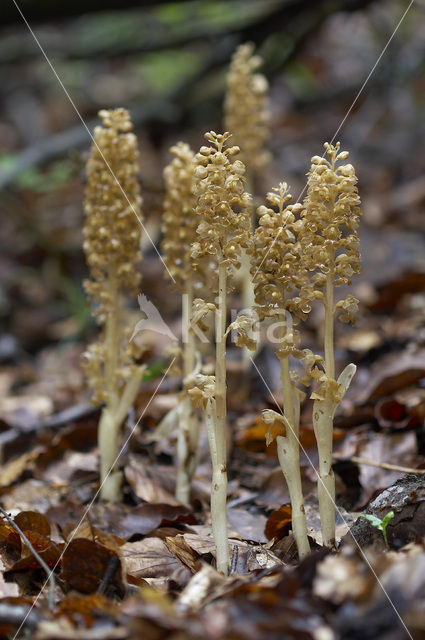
(96, 555, 121, 596)
(333, 453, 425, 475)
(230, 545, 239, 575)
(0, 506, 57, 610)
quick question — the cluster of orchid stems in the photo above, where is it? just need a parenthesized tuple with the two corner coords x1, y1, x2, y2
(159, 42, 271, 509)
(251, 143, 362, 553)
(160, 135, 361, 569)
(82, 46, 362, 573)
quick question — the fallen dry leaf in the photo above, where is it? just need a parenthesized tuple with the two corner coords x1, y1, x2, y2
(9, 531, 62, 571)
(61, 538, 124, 596)
(236, 415, 318, 457)
(354, 349, 425, 402)
(264, 504, 292, 541)
(227, 507, 268, 544)
(0, 451, 40, 487)
(55, 593, 118, 627)
(125, 455, 181, 505)
(119, 503, 197, 539)
(121, 537, 182, 580)
(164, 535, 200, 572)
(14, 511, 51, 537)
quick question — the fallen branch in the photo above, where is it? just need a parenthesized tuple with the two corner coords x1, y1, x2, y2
(333, 453, 425, 475)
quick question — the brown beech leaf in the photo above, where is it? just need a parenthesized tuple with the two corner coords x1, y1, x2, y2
(355, 349, 425, 402)
(91, 527, 126, 551)
(180, 533, 217, 557)
(179, 533, 281, 573)
(14, 511, 51, 537)
(120, 590, 206, 639)
(36, 422, 98, 469)
(62, 520, 94, 542)
(61, 538, 124, 595)
(236, 415, 319, 457)
(121, 537, 181, 579)
(10, 531, 62, 571)
(265, 504, 293, 541)
(236, 417, 284, 456)
(56, 593, 118, 627)
(125, 456, 180, 505)
(146, 526, 196, 541)
(256, 466, 317, 510)
(227, 508, 268, 544)
(343, 431, 421, 506)
(0, 451, 40, 487)
(0, 518, 21, 552)
(368, 271, 425, 312)
(0, 479, 65, 513)
(119, 503, 197, 540)
(62, 521, 125, 551)
(36, 451, 99, 485)
(201, 564, 331, 639)
(177, 563, 230, 612)
(164, 535, 200, 572)
(45, 500, 87, 530)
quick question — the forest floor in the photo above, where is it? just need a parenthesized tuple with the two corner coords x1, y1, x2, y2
(1, 3, 425, 639)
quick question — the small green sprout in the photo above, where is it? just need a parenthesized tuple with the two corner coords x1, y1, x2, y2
(358, 510, 395, 547)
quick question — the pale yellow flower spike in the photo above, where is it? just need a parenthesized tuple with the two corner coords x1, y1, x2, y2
(252, 183, 310, 559)
(302, 142, 362, 547)
(83, 108, 145, 502)
(192, 131, 252, 575)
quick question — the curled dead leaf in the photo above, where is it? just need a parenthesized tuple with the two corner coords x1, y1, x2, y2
(265, 504, 292, 541)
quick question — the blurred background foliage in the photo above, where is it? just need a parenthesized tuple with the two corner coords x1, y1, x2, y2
(0, 0, 424, 363)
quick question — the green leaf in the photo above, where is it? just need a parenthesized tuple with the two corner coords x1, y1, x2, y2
(358, 513, 384, 530)
(142, 359, 168, 383)
(358, 510, 395, 545)
(381, 510, 395, 544)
